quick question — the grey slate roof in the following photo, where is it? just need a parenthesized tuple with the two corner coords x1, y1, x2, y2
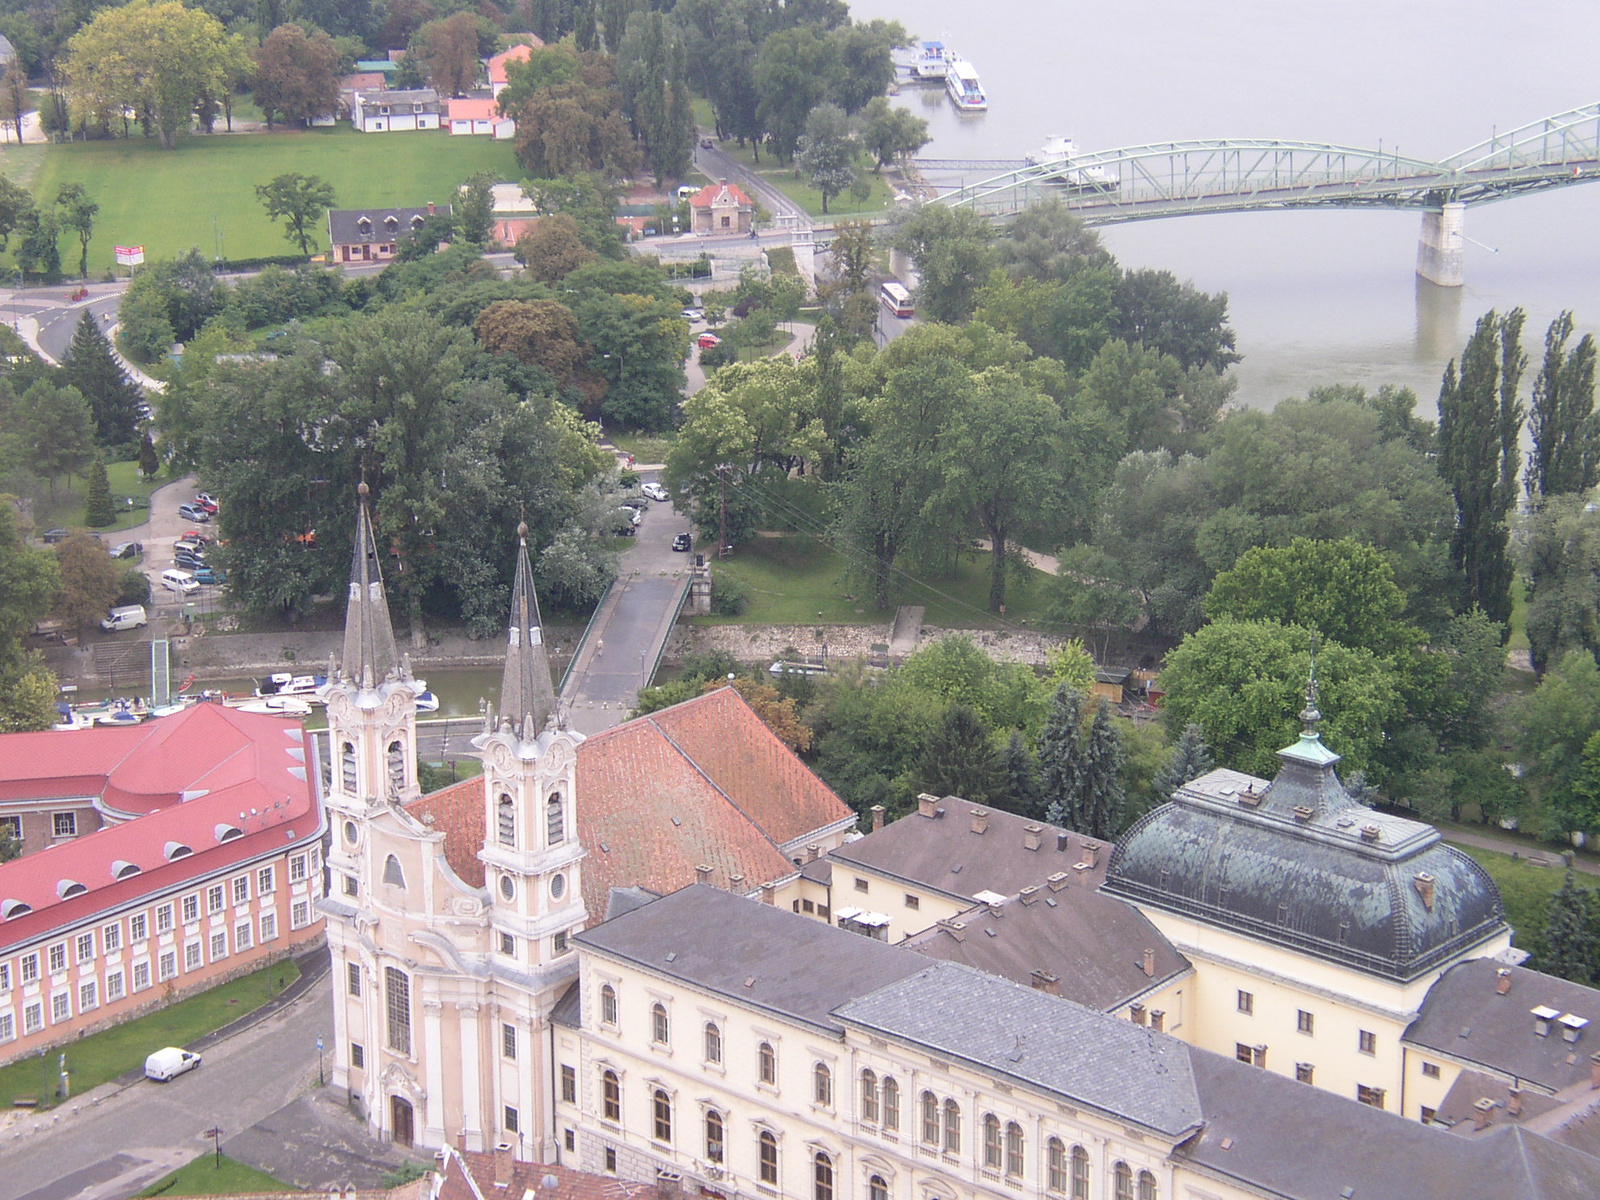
(551, 980, 580, 1028)
(572, 883, 929, 1033)
(829, 804, 1109, 902)
(834, 960, 1203, 1138)
(328, 205, 452, 246)
(1405, 959, 1600, 1092)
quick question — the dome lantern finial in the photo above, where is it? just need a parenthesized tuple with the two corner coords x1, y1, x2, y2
(1299, 636, 1322, 737)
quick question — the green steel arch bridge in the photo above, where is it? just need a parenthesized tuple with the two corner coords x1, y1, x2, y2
(919, 102, 1600, 285)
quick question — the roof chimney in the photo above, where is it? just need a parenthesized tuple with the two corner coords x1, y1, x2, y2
(1031, 969, 1059, 995)
(870, 804, 886, 832)
(1413, 872, 1436, 911)
(1561, 1013, 1589, 1043)
(1081, 842, 1100, 868)
(695, 864, 712, 886)
(760, 882, 776, 905)
(938, 919, 965, 942)
(805, 844, 820, 863)
(970, 808, 989, 835)
(1018, 885, 1039, 905)
(917, 793, 940, 819)
(657, 1170, 683, 1200)
(1072, 862, 1094, 884)
(1471, 1097, 1495, 1132)
(1143, 948, 1156, 978)
(1129, 1003, 1146, 1025)
(1495, 968, 1512, 995)
(1055, 831, 1070, 852)
(1508, 1087, 1524, 1118)
(427, 200, 436, 215)
(1360, 823, 1381, 842)
(1023, 824, 1043, 851)
(729, 873, 745, 892)
(1046, 871, 1070, 892)
(1533, 1005, 1560, 1037)
(495, 1141, 515, 1187)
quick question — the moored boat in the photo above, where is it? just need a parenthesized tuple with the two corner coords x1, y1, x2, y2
(908, 40, 954, 80)
(945, 59, 987, 112)
(255, 671, 328, 702)
(1028, 135, 1113, 189)
(230, 695, 315, 716)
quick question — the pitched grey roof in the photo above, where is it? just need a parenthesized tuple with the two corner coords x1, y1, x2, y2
(829, 803, 1109, 902)
(327, 205, 452, 246)
(498, 524, 557, 735)
(1405, 959, 1600, 1092)
(551, 980, 580, 1028)
(572, 884, 929, 1034)
(834, 960, 1203, 1138)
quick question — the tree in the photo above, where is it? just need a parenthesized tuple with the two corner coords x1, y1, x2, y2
(755, 26, 834, 162)
(1038, 685, 1085, 829)
(414, 11, 483, 96)
(998, 730, 1042, 819)
(474, 299, 587, 381)
(712, 676, 812, 751)
(891, 204, 999, 325)
(63, 0, 251, 149)
(1509, 652, 1600, 840)
(999, 197, 1112, 284)
(794, 103, 858, 215)
(1437, 308, 1526, 627)
(504, 50, 637, 179)
(52, 532, 120, 634)
(1081, 698, 1126, 839)
(61, 311, 144, 446)
(252, 24, 340, 128)
(1522, 496, 1600, 674)
(1, 379, 95, 492)
(15, 208, 60, 282)
(457, 172, 495, 245)
(0, 174, 33, 253)
(1540, 871, 1596, 984)
(1154, 723, 1214, 799)
(516, 213, 597, 282)
(915, 704, 1001, 803)
(0, 502, 61, 733)
(0, 821, 17, 861)
(139, 430, 160, 479)
(1525, 310, 1600, 501)
(256, 173, 336, 256)
(83, 455, 113, 526)
(859, 95, 928, 170)
(0, 64, 25, 146)
(55, 183, 97, 279)
(1110, 268, 1239, 372)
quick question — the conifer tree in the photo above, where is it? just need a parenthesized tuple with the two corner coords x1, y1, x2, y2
(138, 430, 159, 480)
(1154, 722, 1213, 800)
(1082, 699, 1126, 839)
(1541, 870, 1597, 985)
(61, 310, 144, 447)
(1525, 311, 1600, 501)
(999, 730, 1042, 819)
(1038, 685, 1086, 830)
(914, 704, 1001, 804)
(83, 455, 114, 527)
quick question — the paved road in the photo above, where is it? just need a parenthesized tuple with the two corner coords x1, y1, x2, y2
(0, 973, 332, 1200)
(694, 142, 809, 226)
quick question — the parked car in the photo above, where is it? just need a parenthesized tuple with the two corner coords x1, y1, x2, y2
(194, 493, 219, 513)
(100, 605, 148, 632)
(109, 541, 143, 560)
(672, 532, 692, 552)
(181, 530, 213, 545)
(193, 566, 226, 586)
(174, 549, 208, 570)
(681, 307, 704, 322)
(160, 569, 199, 595)
(697, 332, 721, 349)
(174, 537, 206, 554)
(700, 136, 714, 149)
(176, 503, 211, 523)
(41, 528, 69, 544)
(641, 482, 668, 502)
(144, 1047, 202, 1081)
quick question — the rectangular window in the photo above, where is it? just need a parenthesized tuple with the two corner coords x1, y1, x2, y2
(0, 814, 19, 841)
(158, 950, 177, 981)
(386, 967, 411, 1055)
(132, 961, 151, 992)
(1236, 1043, 1254, 1064)
(51, 992, 69, 1022)
(351, 1043, 365, 1069)
(0, 963, 9, 991)
(184, 942, 202, 971)
(20, 953, 39, 984)
(235, 922, 253, 953)
(0, 1012, 13, 1041)
(801, 899, 814, 913)
(348, 963, 362, 997)
(105, 971, 124, 1002)
(502, 1022, 517, 1060)
(78, 980, 96, 1011)
(210, 931, 228, 961)
(292, 900, 311, 929)
(499, 931, 515, 957)
(103, 923, 121, 953)
(53, 811, 77, 838)
(257, 866, 275, 895)
(604, 1147, 617, 1173)
(1357, 1085, 1385, 1109)
(1358, 1030, 1377, 1056)
(554, 931, 569, 955)
(1422, 1061, 1441, 1079)
(505, 1106, 520, 1133)
(565, 1129, 575, 1152)
(1236, 990, 1253, 1015)
(854, 877, 870, 893)
(1297, 1009, 1314, 1035)
(130, 913, 147, 943)
(904, 894, 920, 910)
(156, 904, 174, 935)
(182, 894, 199, 923)
(260, 912, 278, 942)
(561, 1064, 576, 1103)
(290, 854, 308, 883)
(1420, 1105, 1436, 1124)
(24, 1002, 42, 1033)
(207, 884, 225, 914)
(342, 875, 358, 897)
(233, 876, 251, 905)
(1296, 1062, 1314, 1084)
(76, 932, 94, 963)
(48, 943, 66, 973)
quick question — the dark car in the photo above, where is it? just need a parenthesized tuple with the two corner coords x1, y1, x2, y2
(109, 541, 143, 559)
(672, 532, 692, 552)
(193, 565, 226, 586)
(174, 549, 208, 570)
(176, 503, 211, 523)
(41, 527, 69, 544)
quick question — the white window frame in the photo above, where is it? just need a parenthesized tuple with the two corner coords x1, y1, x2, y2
(260, 911, 278, 942)
(105, 970, 124, 1002)
(207, 884, 226, 914)
(257, 865, 275, 895)
(75, 932, 94, 963)
(132, 961, 151, 991)
(232, 876, 251, 906)
(102, 923, 122, 953)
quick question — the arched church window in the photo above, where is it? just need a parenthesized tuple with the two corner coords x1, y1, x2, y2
(383, 855, 406, 888)
(497, 794, 515, 846)
(341, 742, 356, 793)
(387, 741, 405, 791)
(547, 791, 565, 845)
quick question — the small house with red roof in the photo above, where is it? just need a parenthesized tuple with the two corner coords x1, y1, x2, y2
(487, 40, 545, 98)
(0, 703, 326, 1066)
(690, 178, 755, 234)
(445, 98, 515, 139)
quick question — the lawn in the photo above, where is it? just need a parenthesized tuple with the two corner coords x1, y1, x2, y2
(0, 143, 48, 188)
(137, 1154, 290, 1197)
(37, 459, 166, 533)
(32, 128, 522, 273)
(695, 533, 1051, 628)
(609, 432, 677, 465)
(712, 140, 896, 219)
(0, 958, 299, 1108)
(1458, 844, 1566, 962)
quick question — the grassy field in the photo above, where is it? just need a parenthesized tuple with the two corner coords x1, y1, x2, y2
(0, 143, 48, 188)
(36, 459, 166, 533)
(0, 958, 299, 1107)
(137, 1154, 290, 1197)
(1459, 844, 1566, 961)
(694, 533, 1050, 628)
(712, 140, 896, 219)
(32, 129, 522, 273)
(609, 432, 677, 464)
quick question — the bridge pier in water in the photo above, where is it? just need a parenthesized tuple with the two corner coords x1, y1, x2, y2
(1416, 202, 1466, 287)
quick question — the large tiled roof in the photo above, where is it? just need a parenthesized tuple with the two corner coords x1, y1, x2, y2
(690, 181, 753, 209)
(835, 960, 1203, 1138)
(1405, 959, 1600, 1092)
(446, 97, 502, 121)
(829, 802, 1109, 902)
(903, 883, 1189, 1012)
(0, 704, 321, 952)
(438, 1147, 612, 1200)
(487, 41, 545, 85)
(575, 883, 929, 1033)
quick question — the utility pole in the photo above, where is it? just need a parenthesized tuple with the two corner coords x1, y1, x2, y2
(716, 464, 730, 560)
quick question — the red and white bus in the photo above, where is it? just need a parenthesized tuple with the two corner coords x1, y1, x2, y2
(880, 281, 914, 318)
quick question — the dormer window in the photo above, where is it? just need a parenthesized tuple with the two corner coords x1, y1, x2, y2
(356, 218, 372, 237)
(384, 215, 399, 233)
(410, 215, 425, 230)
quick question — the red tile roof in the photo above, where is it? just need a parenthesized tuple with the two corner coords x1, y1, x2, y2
(487, 40, 545, 85)
(407, 689, 853, 918)
(0, 704, 322, 953)
(446, 98, 502, 121)
(438, 1148, 617, 1200)
(690, 181, 754, 209)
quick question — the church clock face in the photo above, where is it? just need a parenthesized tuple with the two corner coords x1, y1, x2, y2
(488, 741, 519, 777)
(326, 690, 356, 726)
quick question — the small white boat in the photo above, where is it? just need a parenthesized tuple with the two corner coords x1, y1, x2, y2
(945, 60, 987, 112)
(907, 40, 954, 80)
(230, 695, 315, 716)
(1029, 135, 1114, 189)
(256, 672, 328, 701)
(92, 699, 144, 726)
(412, 690, 440, 713)
(52, 703, 94, 732)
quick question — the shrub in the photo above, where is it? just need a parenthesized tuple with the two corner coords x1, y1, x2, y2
(710, 572, 749, 616)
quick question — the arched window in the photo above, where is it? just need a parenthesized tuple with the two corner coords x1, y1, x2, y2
(651, 1002, 669, 1045)
(1137, 1170, 1157, 1200)
(496, 795, 515, 846)
(1071, 1146, 1091, 1200)
(602, 1070, 620, 1121)
(1114, 1162, 1133, 1200)
(1005, 1122, 1025, 1178)
(340, 742, 356, 793)
(705, 1110, 724, 1162)
(860, 1069, 879, 1123)
(546, 791, 564, 844)
(813, 1152, 833, 1200)
(869, 1177, 889, 1200)
(387, 741, 405, 790)
(813, 1061, 832, 1106)
(652, 1089, 672, 1143)
(758, 1041, 776, 1084)
(1047, 1138, 1067, 1194)
(983, 1114, 1002, 1169)
(942, 1098, 961, 1154)
(881, 1076, 900, 1131)
(758, 1131, 778, 1184)
(920, 1091, 940, 1145)
(600, 984, 617, 1025)
(382, 854, 406, 888)
(704, 1021, 722, 1064)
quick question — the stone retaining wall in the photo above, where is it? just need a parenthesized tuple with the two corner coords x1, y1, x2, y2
(664, 622, 1092, 667)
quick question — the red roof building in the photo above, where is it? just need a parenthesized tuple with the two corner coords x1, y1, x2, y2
(689, 179, 755, 234)
(487, 40, 546, 97)
(0, 703, 326, 1066)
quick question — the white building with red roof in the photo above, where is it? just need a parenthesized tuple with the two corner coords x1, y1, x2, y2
(689, 179, 755, 234)
(0, 703, 326, 1066)
(487, 40, 545, 98)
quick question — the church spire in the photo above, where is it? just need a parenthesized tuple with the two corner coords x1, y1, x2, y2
(342, 482, 401, 690)
(499, 520, 558, 736)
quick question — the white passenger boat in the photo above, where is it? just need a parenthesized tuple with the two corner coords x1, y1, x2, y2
(1028, 135, 1113, 189)
(230, 695, 315, 716)
(255, 671, 328, 701)
(945, 60, 987, 112)
(907, 41, 954, 80)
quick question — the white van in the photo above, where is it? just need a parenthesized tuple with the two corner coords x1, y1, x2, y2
(160, 569, 199, 596)
(144, 1047, 202, 1081)
(100, 605, 147, 632)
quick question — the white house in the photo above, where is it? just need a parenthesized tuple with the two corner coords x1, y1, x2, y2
(350, 88, 440, 133)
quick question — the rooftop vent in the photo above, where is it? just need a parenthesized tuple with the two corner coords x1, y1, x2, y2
(1413, 872, 1437, 911)
(1292, 805, 1314, 822)
(1018, 885, 1040, 906)
(1561, 1013, 1589, 1043)
(163, 841, 193, 861)
(1533, 1005, 1561, 1037)
(56, 880, 86, 899)
(214, 823, 243, 843)
(1359, 824, 1381, 842)
(0, 898, 31, 920)
(1030, 969, 1059, 995)
(111, 860, 141, 880)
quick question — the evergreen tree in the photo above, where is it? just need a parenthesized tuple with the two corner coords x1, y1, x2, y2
(61, 310, 144, 447)
(575, 1, 598, 51)
(1082, 699, 1126, 839)
(914, 704, 1001, 804)
(1038, 685, 1087, 831)
(138, 430, 159, 479)
(1437, 308, 1526, 626)
(83, 455, 114, 527)
(1540, 870, 1597, 985)
(998, 730, 1042, 819)
(1153, 722, 1213, 800)
(1526, 311, 1600, 501)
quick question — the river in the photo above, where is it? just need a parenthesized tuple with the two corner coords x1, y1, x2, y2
(852, 0, 1600, 413)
